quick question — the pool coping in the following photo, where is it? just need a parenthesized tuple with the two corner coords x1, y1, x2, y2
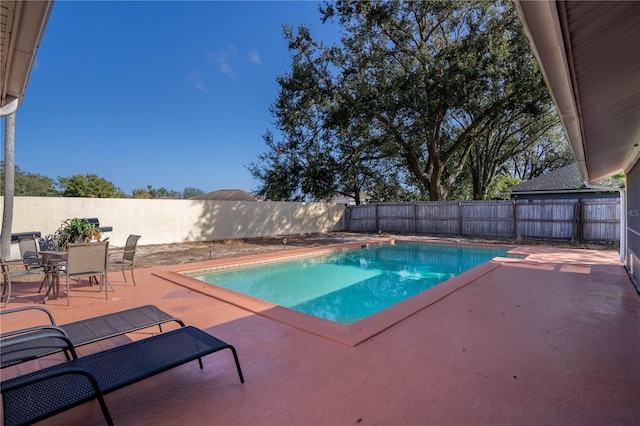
(153, 238, 527, 347)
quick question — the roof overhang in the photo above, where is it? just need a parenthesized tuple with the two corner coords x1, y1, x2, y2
(0, 0, 54, 113)
(513, 1, 640, 182)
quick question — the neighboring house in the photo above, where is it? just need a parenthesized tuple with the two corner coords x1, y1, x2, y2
(508, 163, 620, 201)
(189, 189, 258, 201)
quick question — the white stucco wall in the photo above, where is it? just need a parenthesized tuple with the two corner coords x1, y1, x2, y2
(1, 197, 346, 258)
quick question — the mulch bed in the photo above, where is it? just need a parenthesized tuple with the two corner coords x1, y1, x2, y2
(132, 232, 619, 268)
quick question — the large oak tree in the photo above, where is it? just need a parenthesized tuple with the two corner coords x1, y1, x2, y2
(251, 0, 555, 202)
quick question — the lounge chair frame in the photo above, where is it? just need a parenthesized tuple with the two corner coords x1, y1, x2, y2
(1, 305, 185, 368)
(1, 326, 244, 426)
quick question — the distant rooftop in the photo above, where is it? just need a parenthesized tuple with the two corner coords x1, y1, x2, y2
(508, 163, 622, 198)
(509, 164, 586, 193)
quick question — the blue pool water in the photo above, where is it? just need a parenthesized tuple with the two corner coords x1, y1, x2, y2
(192, 243, 509, 324)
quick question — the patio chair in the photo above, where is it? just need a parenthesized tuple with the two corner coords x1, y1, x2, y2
(18, 235, 44, 273)
(0, 255, 42, 307)
(108, 234, 141, 285)
(18, 234, 48, 293)
(59, 242, 109, 305)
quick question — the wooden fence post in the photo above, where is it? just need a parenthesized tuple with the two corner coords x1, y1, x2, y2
(512, 201, 517, 239)
(458, 202, 463, 237)
(574, 200, 583, 242)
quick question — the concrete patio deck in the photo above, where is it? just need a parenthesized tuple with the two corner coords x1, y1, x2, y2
(1, 242, 639, 425)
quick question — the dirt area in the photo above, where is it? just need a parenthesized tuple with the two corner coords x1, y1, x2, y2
(132, 232, 620, 268)
(132, 233, 372, 268)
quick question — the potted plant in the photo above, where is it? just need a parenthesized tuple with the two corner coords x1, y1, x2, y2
(55, 218, 102, 250)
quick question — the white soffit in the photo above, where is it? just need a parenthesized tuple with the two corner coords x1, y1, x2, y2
(0, 0, 54, 110)
(514, 1, 640, 182)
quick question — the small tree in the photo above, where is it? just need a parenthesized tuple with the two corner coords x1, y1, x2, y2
(57, 174, 124, 198)
(182, 187, 205, 199)
(144, 185, 181, 199)
(131, 188, 152, 199)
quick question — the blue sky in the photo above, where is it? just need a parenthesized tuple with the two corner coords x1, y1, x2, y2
(4, 1, 340, 195)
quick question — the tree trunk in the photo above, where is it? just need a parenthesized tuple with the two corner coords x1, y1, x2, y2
(1, 113, 16, 259)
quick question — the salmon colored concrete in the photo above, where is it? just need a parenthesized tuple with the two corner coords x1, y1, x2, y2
(1, 242, 639, 425)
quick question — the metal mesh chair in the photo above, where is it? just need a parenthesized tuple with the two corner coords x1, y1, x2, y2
(108, 234, 141, 285)
(18, 235, 44, 273)
(18, 235, 48, 293)
(0, 255, 42, 307)
(59, 242, 109, 305)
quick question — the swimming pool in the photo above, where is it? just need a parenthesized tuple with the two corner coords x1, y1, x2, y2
(190, 242, 509, 325)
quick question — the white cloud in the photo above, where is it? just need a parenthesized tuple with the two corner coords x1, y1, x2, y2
(204, 45, 260, 79)
(187, 68, 208, 93)
(248, 49, 262, 64)
(208, 44, 239, 79)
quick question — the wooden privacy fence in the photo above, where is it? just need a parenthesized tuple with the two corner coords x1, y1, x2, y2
(346, 199, 620, 242)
